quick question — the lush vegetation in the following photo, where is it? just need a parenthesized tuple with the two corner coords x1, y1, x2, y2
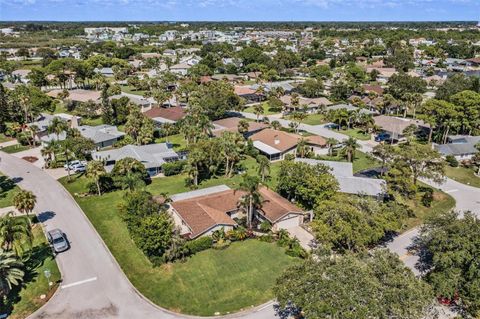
(0, 175, 21, 208)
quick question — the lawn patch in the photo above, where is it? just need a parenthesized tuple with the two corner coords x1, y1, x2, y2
(445, 166, 480, 188)
(0, 174, 21, 208)
(0, 144, 32, 154)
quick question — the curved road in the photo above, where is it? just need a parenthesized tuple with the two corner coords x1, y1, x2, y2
(0, 152, 276, 319)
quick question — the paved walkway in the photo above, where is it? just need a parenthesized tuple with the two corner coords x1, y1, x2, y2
(287, 226, 315, 251)
(0, 152, 278, 319)
(0, 139, 18, 148)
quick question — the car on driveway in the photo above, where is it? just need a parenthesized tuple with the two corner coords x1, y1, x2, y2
(72, 164, 86, 173)
(64, 160, 86, 171)
(47, 229, 69, 253)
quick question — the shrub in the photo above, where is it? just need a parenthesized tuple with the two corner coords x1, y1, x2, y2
(213, 239, 231, 250)
(185, 236, 213, 254)
(259, 220, 272, 233)
(162, 160, 186, 176)
(445, 155, 459, 167)
(87, 175, 115, 194)
(258, 234, 275, 243)
(421, 188, 434, 207)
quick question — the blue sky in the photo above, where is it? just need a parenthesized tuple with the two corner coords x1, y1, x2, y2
(1, 0, 479, 21)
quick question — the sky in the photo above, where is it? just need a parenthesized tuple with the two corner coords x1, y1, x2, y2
(1, 0, 479, 22)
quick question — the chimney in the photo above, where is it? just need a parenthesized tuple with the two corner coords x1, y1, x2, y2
(274, 135, 280, 145)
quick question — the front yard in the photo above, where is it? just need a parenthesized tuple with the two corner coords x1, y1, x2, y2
(0, 174, 21, 208)
(2, 222, 61, 319)
(59, 173, 298, 316)
(445, 166, 480, 188)
(0, 144, 32, 154)
(244, 102, 280, 116)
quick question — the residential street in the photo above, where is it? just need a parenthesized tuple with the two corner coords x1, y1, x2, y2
(0, 152, 278, 319)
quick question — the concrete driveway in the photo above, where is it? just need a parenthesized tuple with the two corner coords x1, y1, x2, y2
(0, 151, 278, 319)
(287, 226, 315, 251)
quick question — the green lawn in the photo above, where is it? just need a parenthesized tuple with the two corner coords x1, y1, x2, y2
(155, 133, 187, 151)
(0, 133, 13, 143)
(445, 166, 480, 188)
(337, 128, 371, 141)
(81, 117, 104, 126)
(0, 144, 32, 154)
(244, 102, 280, 116)
(0, 174, 21, 208)
(52, 102, 68, 114)
(301, 113, 328, 126)
(120, 85, 147, 96)
(59, 170, 298, 316)
(315, 151, 380, 173)
(2, 223, 61, 319)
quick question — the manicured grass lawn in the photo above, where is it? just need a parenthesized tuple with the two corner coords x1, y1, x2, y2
(316, 151, 380, 173)
(59, 169, 298, 316)
(120, 85, 147, 96)
(0, 133, 13, 143)
(445, 166, 480, 188)
(2, 223, 61, 319)
(286, 113, 327, 126)
(403, 183, 455, 230)
(0, 174, 21, 208)
(52, 102, 68, 114)
(337, 128, 371, 141)
(155, 133, 187, 151)
(244, 102, 280, 116)
(81, 117, 104, 126)
(0, 144, 32, 154)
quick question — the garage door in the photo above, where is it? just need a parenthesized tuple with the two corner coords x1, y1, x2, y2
(276, 215, 301, 230)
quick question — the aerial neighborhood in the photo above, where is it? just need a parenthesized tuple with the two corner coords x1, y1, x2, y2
(0, 18, 479, 319)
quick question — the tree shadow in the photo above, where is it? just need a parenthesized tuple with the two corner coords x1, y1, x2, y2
(1, 243, 61, 316)
(0, 175, 18, 201)
(37, 211, 56, 223)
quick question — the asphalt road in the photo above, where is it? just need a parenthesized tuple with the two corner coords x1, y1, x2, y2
(0, 152, 277, 319)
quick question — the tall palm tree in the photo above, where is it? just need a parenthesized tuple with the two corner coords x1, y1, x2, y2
(253, 103, 264, 122)
(237, 119, 249, 135)
(296, 138, 311, 158)
(326, 137, 338, 156)
(0, 248, 25, 297)
(86, 161, 106, 196)
(236, 175, 262, 229)
(28, 124, 39, 147)
(0, 213, 32, 256)
(47, 117, 68, 141)
(342, 137, 360, 162)
(41, 141, 57, 167)
(12, 190, 36, 219)
(57, 141, 76, 180)
(256, 155, 270, 182)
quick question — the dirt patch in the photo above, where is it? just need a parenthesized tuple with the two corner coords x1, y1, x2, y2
(22, 156, 38, 163)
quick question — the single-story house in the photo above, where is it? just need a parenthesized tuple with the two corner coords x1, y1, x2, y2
(434, 135, 480, 160)
(234, 85, 264, 103)
(110, 94, 152, 109)
(250, 128, 327, 161)
(143, 106, 186, 126)
(47, 89, 102, 104)
(29, 113, 80, 134)
(295, 158, 386, 197)
(170, 62, 191, 76)
(251, 81, 295, 93)
(280, 95, 333, 114)
(41, 124, 125, 148)
(326, 103, 377, 115)
(212, 117, 267, 137)
(92, 143, 180, 176)
(168, 184, 307, 239)
(373, 115, 429, 141)
(94, 67, 114, 77)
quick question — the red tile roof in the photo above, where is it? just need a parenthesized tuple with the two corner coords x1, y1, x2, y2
(143, 106, 186, 122)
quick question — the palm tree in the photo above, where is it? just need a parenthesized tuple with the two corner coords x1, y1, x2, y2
(57, 141, 76, 180)
(253, 103, 264, 122)
(237, 119, 249, 135)
(86, 161, 106, 196)
(28, 124, 39, 147)
(0, 212, 32, 256)
(326, 138, 338, 156)
(47, 117, 68, 141)
(256, 155, 270, 182)
(236, 175, 262, 229)
(342, 137, 360, 162)
(13, 190, 36, 219)
(41, 141, 57, 167)
(296, 138, 311, 158)
(0, 248, 25, 297)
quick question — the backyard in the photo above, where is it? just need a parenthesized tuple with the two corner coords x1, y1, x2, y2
(2, 222, 61, 319)
(445, 166, 480, 188)
(120, 85, 147, 97)
(244, 102, 280, 116)
(59, 171, 298, 316)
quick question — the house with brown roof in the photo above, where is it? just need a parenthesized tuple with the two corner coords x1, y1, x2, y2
(280, 95, 333, 114)
(168, 185, 306, 239)
(212, 117, 267, 137)
(143, 106, 186, 125)
(373, 115, 429, 142)
(250, 128, 326, 161)
(234, 85, 264, 103)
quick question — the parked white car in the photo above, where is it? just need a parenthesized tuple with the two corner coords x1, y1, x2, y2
(72, 164, 86, 173)
(64, 160, 87, 171)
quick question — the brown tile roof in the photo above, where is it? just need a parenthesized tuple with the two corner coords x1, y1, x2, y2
(171, 187, 303, 238)
(373, 115, 429, 135)
(250, 128, 300, 152)
(362, 84, 384, 96)
(234, 85, 256, 96)
(143, 106, 186, 122)
(281, 95, 332, 108)
(212, 117, 267, 136)
(47, 89, 101, 103)
(306, 135, 327, 147)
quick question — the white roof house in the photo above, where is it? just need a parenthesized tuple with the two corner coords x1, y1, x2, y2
(295, 158, 386, 197)
(92, 143, 180, 175)
(41, 124, 125, 148)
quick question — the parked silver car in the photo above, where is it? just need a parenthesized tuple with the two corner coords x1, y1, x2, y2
(47, 229, 69, 253)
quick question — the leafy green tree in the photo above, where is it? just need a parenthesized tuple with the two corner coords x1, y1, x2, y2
(312, 196, 407, 252)
(275, 250, 433, 319)
(47, 117, 68, 140)
(419, 211, 480, 317)
(297, 78, 324, 98)
(341, 137, 360, 162)
(0, 213, 32, 256)
(0, 248, 25, 297)
(237, 119, 249, 134)
(435, 73, 475, 101)
(387, 73, 427, 101)
(277, 161, 338, 209)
